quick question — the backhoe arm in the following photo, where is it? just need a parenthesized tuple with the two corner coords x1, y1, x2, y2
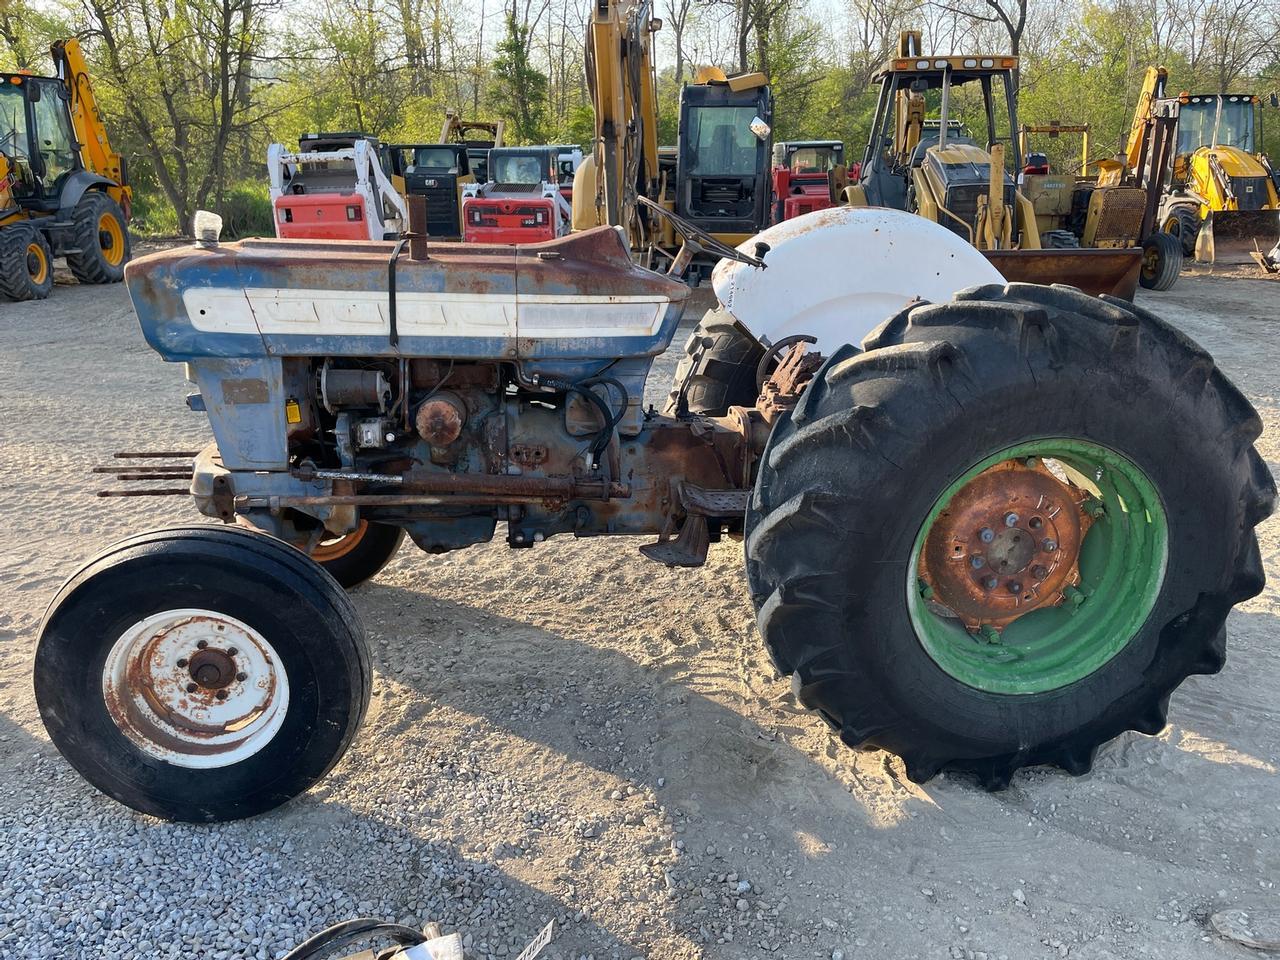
(50, 38, 131, 213)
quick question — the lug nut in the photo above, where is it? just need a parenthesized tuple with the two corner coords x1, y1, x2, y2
(1029, 516, 1043, 530)
(186, 682, 197, 693)
(236, 672, 248, 682)
(215, 690, 228, 701)
(196, 640, 208, 649)
(1042, 538, 1058, 552)
(979, 527, 995, 543)
(227, 647, 238, 656)
(176, 658, 188, 668)
(1004, 512, 1019, 527)
(1007, 581, 1023, 594)
(983, 576, 998, 590)
(1031, 564, 1049, 581)
(970, 555, 985, 569)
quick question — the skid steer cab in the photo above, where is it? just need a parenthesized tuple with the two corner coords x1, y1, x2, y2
(0, 38, 132, 301)
(268, 133, 408, 241)
(385, 143, 473, 241)
(770, 140, 845, 223)
(461, 146, 571, 244)
(35, 202, 1272, 823)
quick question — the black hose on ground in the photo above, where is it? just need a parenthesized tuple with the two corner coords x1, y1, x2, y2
(280, 918, 426, 960)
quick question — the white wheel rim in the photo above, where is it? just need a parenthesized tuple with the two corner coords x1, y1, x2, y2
(102, 608, 290, 769)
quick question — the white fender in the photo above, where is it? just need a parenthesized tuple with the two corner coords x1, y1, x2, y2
(712, 206, 1006, 351)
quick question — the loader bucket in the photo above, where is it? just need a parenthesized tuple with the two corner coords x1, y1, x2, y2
(1194, 209, 1280, 267)
(982, 248, 1143, 301)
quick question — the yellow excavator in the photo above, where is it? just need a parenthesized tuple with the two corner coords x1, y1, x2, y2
(572, 0, 774, 283)
(0, 38, 132, 301)
(1128, 66, 1280, 269)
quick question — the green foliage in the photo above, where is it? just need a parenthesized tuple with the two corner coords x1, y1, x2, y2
(488, 12, 549, 143)
(218, 184, 275, 239)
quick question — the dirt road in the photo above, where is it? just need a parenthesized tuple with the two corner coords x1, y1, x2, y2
(0, 272, 1276, 960)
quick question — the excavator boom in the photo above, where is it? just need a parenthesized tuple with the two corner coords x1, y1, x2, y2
(50, 38, 130, 216)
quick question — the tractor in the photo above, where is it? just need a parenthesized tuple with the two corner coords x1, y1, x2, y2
(846, 32, 1146, 300)
(0, 38, 131, 301)
(34, 199, 1271, 822)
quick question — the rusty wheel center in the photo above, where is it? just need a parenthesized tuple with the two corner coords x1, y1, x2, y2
(918, 459, 1095, 631)
(188, 648, 237, 689)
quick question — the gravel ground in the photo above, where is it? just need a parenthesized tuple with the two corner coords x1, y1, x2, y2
(0, 264, 1278, 960)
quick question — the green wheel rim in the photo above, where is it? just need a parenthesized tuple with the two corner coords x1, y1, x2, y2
(907, 439, 1168, 694)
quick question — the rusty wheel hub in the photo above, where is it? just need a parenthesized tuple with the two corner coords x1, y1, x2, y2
(918, 459, 1095, 632)
(102, 608, 289, 768)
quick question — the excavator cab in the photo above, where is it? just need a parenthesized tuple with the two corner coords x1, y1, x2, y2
(674, 69, 773, 278)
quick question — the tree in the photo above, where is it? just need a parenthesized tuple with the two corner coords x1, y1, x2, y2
(488, 9, 549, 142)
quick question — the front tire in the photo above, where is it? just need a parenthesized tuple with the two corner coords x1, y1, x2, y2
(35, 525, 370, 821)
(1139, 231, 1182, 291)
(1163, 205, 1200, 257)
(0, 222, 54, 301)
(746, 283, 1272, 789)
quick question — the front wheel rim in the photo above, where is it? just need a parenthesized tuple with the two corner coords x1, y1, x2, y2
(908, 439, 1168, 695)
(311, 520, 368, 562)
(98, 213, 125, 266)
(26, 242, 48, 284)
(102, 608, 290, 768)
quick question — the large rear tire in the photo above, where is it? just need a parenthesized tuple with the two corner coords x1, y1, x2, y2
(664, 308, 765, 416)
(35, 525, 370, 821)
(65, 191, 130, 284)
(1163, 205, 1201, 257)
(746, 282, 1273, 789)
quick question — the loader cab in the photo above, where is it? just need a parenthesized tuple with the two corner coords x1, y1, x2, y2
(675, 72, 773, 250)
(386, 143, 473, 240)
(461, 147, 568, 244)
(0, 72, 83, 210)
(1174, 94, 1257, 156)
(859, 57, 1021, 237)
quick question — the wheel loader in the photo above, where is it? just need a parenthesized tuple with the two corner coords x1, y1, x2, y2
(0, 38, 132, 301)
(844, 32, 1144, 300)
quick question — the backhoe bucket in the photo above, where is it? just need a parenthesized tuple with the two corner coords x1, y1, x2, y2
(982, 248, 1143, 301)
(1195, 209, 1280, 267)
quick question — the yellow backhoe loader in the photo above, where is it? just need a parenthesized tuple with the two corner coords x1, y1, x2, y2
(846, 32, 1144, 298)
(1128, 67, 1280, 269)
(0, 38, 132, 301)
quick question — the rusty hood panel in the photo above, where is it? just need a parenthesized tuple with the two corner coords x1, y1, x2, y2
(124, 226, 690, 362)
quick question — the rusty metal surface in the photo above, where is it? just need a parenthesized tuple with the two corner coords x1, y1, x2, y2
(756, 342, 823, 424)
(918, 459, 1094, 631)
(415, 394, 465, 446)
(984, 248, 1142, 299)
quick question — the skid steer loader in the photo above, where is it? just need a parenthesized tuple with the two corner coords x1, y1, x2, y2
(844, 32, 1143, 300)
(0, 38, 132, 301)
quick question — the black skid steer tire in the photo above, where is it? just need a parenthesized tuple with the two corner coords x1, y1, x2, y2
(745, 282, 1273, 789)
(664, 307, 765, 416)
(1139, 231, 1182, 291)
(1164, 205, 1201, 257)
